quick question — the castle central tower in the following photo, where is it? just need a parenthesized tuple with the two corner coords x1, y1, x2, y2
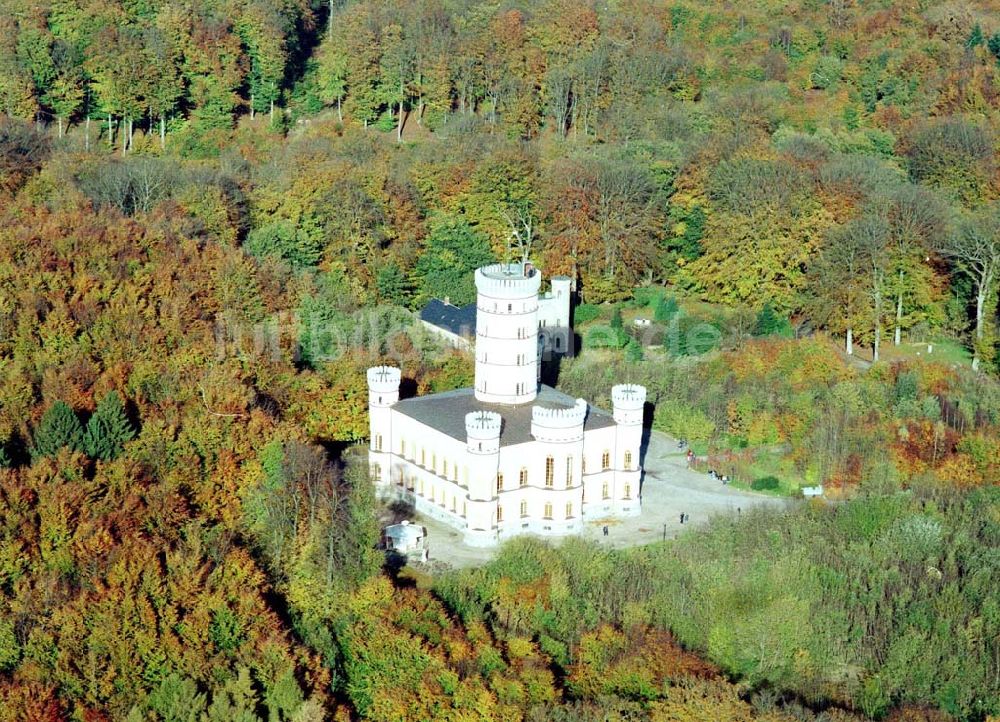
(474, 262, 541, 405)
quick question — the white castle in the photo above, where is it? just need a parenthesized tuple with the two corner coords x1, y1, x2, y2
(368, 262, 645, 547)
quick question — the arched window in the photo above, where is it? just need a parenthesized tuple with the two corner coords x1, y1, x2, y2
(565, 456, 573, 485)
(545, 457, 554, 487)
(624, 451, 633, 469)
(555, 337, 561, 350)
(520, 500, 528, 517)
(519, 467, 528, 486)
(602, 481, 609, 500)
(496, 472, 504, 493)
(601, 450, 610, 470)
(543, 502, 553, 519)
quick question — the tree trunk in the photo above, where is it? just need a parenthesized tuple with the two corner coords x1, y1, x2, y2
(121, 117, 128, 155)
(397, 101, 403, 142)
(846, 327, 853, 355)
(894, 269, 903, 346)
(85, 115, 90, 152)
(160, 115, 166, 150)
(108, 113, 114, 148)
(128, 117, 134, 150)
(270, 98, 275, 124)
(328, 0, 335, 41)
(250, 95, 255, 120)
(337, 96, 342, 123)
(57, 116, 63, 138)
(973, 288, 986, 371)
(873, 293, 882, 363)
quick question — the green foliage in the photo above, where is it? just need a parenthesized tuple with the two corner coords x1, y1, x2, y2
(31, 400, 83, 460)
(147, 673, 207, 722)
(750, 475, 780, 491)
(610, 305, 623, 330)
(573, 304, 602, 324)
(0, 617, 20, 671)
(625, 338, 644, 362)
(414, 216, 494, 307)
(753, 303, 793, 337)
(245, 219, 323, 268)
(82, 390, 134, 461)
(209, 607, 245, 654)
(654, 296, 679, 323)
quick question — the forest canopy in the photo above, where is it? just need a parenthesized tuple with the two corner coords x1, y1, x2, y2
(0, 0, 999, 719)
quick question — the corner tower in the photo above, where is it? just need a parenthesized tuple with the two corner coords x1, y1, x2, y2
(474, 262, 542, 405)
(367, 365, 401, 486)
(465, 410, 502, 546)
(612, 384, 646, 515)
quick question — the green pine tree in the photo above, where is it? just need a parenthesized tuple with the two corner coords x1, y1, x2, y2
(610, 305, 623, 330)
(83, 390, 134, 461)
(754, 303, 789, 337)
(654, 296, 679, 323)
(31, 401, 83, 460)
(966, 23, 984, 49)
(625, 338, 644, 362)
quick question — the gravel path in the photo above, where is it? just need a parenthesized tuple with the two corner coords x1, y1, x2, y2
(411, 430, 789, 569)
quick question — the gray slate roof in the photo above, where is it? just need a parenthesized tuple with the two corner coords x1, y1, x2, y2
(419, 299, 477, 337)
(393, 385, 616, 446)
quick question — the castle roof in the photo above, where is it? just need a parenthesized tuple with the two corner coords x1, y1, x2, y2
(419, 299, 477, 337)
(392, 385, 615, 446)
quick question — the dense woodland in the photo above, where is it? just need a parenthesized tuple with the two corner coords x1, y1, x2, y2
(0, 0, 999, 719)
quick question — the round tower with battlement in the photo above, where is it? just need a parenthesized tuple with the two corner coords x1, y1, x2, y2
(612, 384, 645, 516)
(367, 366, 401, 486)
(530, 399, 587, 444)
(474, 263, 542, 405)
(464, 410, 502, 546)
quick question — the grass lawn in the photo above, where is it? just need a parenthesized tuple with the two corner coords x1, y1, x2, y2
(877, 338, 972, 366)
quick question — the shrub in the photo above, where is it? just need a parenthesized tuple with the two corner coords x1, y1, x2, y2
(573, 304, 602, 324)
(751, 475, 780, 491)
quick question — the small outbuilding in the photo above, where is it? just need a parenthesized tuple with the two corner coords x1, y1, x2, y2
(382, 520, 428, 563)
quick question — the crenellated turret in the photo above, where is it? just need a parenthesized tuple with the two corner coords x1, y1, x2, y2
(612, 384, 645, 516)
(530, 399, 587, 444)
(474, 262, 542, 405)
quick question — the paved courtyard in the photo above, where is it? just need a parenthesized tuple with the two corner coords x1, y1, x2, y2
(410, 430, 789, 569)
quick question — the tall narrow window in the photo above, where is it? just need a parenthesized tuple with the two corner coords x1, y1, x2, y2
(442, 459, 448, 478)
(520, 500, 528, 517)
(421, 448, 426, 466)
(497, 505, 504, 522)
(624, 484, 632, 499)
(565, 502, 573, 519)
(566, 456, 573, 485)
(432, 453, 437, 473)
(601, 450, 610, 470)
(496, 472, 504, 493)
(545, 457, 554, 487)
(582, 457, 587, 473)
(543, 502, 553, 519)
(602, 481, 609, 500)
(370, 463, 381, 482)
(624, 451, 633, 469)
(519, 467, 528, 486)
(375, 434, 383, 451)
(397, 468, 404, 485)
(400, 439, 405, 454)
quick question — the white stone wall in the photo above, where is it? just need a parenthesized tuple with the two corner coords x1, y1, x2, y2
(375, 403, 643, 546)
(537, 276, 572, 357)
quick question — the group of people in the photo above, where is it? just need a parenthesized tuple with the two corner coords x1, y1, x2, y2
(708, 469, 730, 484)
